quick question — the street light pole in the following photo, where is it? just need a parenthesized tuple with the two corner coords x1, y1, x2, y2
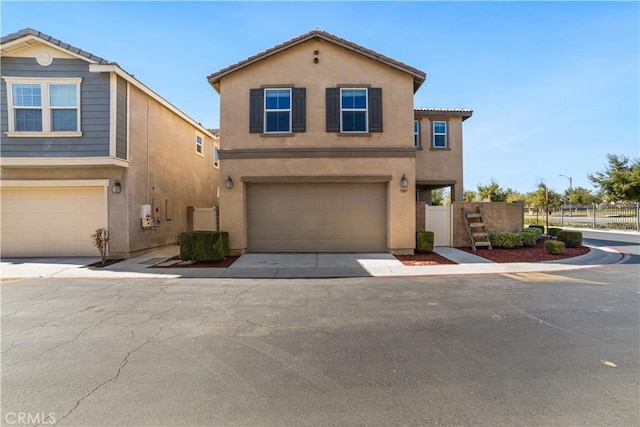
(559, 174, 573, 217)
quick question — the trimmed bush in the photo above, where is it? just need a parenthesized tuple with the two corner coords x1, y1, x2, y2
(557, 230, 583, 248)
(179, 231, 229, 262)
(544, 240, 566, 254)
(490, 232, 523, 248)
(548, 227, 563, 237)
(518, 231, 537, 247)
(416, 231, 434, 252)
(522, 227, 542, 239)
(527, 225, 545, 234)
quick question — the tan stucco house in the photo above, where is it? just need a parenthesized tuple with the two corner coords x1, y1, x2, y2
(208, 29, 472, 255)
(1, 29, 220, 258)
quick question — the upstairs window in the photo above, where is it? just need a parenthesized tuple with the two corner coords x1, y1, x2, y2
(264, 89, 291, 133)
(414, 120, 420, 147)
(214, 146, 219, 168)
(195, 134, 204, 155)
(326, 87, 382, 133)
(341, 88, 368, 133)
(4, 77, 81, 136)
(250, 87, 306, 134)
(432, 120, 447, 148)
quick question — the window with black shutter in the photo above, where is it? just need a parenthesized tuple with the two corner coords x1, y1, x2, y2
(326, 87, 382, 133)
(249, 87, 305, 134)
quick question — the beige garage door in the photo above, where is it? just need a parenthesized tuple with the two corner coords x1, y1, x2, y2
(0, 186, 107, 257)
(247, 182, 387, 252)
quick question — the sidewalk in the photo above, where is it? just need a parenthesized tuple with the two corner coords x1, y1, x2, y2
(0, 244, 624, 280)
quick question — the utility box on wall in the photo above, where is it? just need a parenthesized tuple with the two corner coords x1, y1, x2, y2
(193, 207, 218, 231)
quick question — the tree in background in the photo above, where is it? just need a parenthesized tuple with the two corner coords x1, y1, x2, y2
(505, 188, 525, 203)
(527, 182, 562, 213)
(463, 190, 477, 202)
(588, 154, 640, 202)
(565, 186, 596, 205)
(477, 179, 507, 202)
(431, 188, 451, 206)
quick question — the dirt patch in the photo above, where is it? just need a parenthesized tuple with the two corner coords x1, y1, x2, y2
(396, 251, 458, 266)
(457, 238, 590, 263)
(153, 255, 239, 268)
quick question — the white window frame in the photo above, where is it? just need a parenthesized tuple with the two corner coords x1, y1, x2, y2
(213, 145, 219, 168)
(264, 88, 292, 134)
(3, 76, 82, 137)
(414, 120, 420, 147)
(195, 133, 204, 156)
(340, 88, 368, 133)
(432, 120, 447, 148)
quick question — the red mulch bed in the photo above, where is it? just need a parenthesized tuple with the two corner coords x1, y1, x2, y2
(396, 251, 457, 266)
(153, 255, 239, 268)
(458, 238, 590, 263)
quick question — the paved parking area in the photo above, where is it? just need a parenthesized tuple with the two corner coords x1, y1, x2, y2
(2, 264, 638, 426)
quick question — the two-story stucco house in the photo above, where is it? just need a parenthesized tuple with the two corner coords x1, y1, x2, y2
(207, 29, 471, 255)
(1, 28, 220, 258)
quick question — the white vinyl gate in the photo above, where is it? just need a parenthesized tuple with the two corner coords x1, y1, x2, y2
(425, 205, 452, 246)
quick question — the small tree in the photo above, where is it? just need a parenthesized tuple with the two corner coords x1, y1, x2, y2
(91, 228, 109, 266)
(477, 179, 507, 202)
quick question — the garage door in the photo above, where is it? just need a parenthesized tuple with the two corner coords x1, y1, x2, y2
(247, 182, 387, 252)
(0, 186, 107, 257)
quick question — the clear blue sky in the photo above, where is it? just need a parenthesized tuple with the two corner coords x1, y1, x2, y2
(3, 1, 638, 195)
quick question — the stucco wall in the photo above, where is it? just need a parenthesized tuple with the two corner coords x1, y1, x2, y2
(415, 115, 464, 201)
(451, 202, 524, 247)
(123, 85, 219, 256)
(217, 38, 418, 254)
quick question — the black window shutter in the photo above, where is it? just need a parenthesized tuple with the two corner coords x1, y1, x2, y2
(249, 88, 264, 133)
(368, 88, 383, 132)
(292, 87, 306, 133)
(325, 87, 340, 132)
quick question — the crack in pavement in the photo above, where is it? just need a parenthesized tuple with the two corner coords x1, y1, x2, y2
(54, 325, 167, 425)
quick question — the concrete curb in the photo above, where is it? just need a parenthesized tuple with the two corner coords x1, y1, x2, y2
(0, 244, 625, 280)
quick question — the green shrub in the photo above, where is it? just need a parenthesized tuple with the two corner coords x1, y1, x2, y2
(416, 231, 434, 252)
(527, 225, 545, 234)
(544, 240, 566, 254)
(522, 227, 542, 239)
(179, 231, 229, 262)
(518, 231, 537, 247)
(557, 230, 583, 248)
(490, 232, 523, 248)
(548, 227, 562, 237)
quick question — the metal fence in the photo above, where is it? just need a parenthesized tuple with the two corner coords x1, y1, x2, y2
(557, 203, 639, 231)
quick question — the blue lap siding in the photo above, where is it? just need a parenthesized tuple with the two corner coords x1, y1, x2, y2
(0, 57, 111, 157)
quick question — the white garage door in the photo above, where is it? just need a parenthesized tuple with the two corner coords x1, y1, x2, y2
(247, 182, 387, 252)
(0, 186, 107, 257)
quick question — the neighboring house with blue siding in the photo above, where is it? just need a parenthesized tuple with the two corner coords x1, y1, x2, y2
(1, 28, 220, 257)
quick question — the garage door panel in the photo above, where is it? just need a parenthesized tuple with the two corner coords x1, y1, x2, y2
(1, 186, 106, 257)
(248, 183, 386, 252)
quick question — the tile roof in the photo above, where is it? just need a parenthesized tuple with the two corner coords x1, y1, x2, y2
(1, 28, 115, 65)
(414, 108, 473, 120)
(207, 29, 427, 92)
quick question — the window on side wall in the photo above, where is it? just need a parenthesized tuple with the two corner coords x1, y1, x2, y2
(432, 120, 447, 148)
(4, 77, 82, 136)
(214, 146, 219, 168)
(414, 120, 420, 148)
(195, 134, 204, 156)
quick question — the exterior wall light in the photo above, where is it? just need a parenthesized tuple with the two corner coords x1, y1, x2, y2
(400, 174, 409, 188)
(111, 180, 122, 193)
(224, 176, 234, 189)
